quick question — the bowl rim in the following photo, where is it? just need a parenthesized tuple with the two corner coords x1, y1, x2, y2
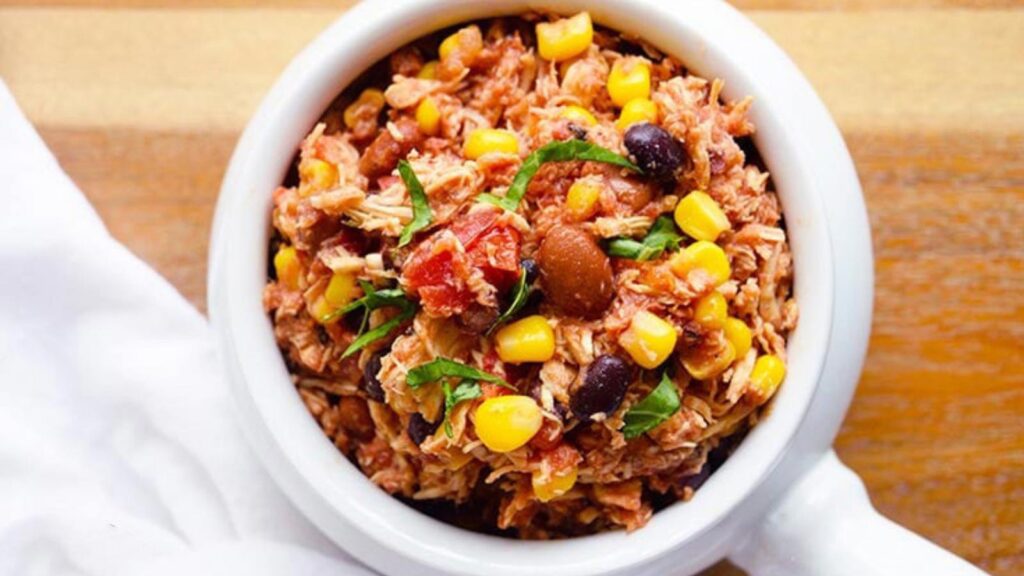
(208, 1, 855, 574)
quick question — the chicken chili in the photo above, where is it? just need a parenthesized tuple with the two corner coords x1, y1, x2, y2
(264, 12, 797, 538)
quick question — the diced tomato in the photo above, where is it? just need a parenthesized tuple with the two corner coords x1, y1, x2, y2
(452, 206, 521, 292)
(470, 225, 520, 291)
(452, 206, 501, 246)
(403, 248, 475, 316)
(403, 206, 522, 316)
(529, 419, 564, 452)
(534, 442, 582, 471)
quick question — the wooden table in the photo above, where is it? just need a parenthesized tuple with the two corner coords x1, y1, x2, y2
(2, 1, 1021, 573)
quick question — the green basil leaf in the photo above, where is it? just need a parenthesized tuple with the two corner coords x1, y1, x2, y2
(357, 282, 409, 312)
(475, 193, 509, 209)
(607, 215, 683, 261)
(487, 269, 530, 335)
(607, 238, 658, 260)
(442, 381, 482, 438)
(341, 306, 416, 359)
(485, 140, 640, 212)
(319, 280, 412, 324)
(406, 358, 508, 389)
(397, 160, 433, 247)
(644, 215, 684, 250)
(622, 372, 681, 439)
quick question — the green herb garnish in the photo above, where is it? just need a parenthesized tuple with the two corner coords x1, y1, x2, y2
(487, 268, 530, 335)
(342, 306, 416, 359)
(406, 357, 511, 437)
(320, 280, 409, 323)
(397, 159, 432, 247)
(333, 281, 418, 359)
(479, 140, 640, 212)
(321, 281, 407, 323)
(441, 381, 483, 437)
(607, 215, 683, 261)
(622, 372, 681, 439)
(406, 357, 508, 389)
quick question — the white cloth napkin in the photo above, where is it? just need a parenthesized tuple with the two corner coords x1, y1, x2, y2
(0, 81, 373, 575)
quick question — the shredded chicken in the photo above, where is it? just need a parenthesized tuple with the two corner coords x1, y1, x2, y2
(263, 13, 797, 539)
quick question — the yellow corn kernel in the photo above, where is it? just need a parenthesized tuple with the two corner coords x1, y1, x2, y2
(618, 310, 678, 369)
(615, 98, 658, 131)
(439, 26, 482, 67)
(561, 105, 598, 126)
(565, 179, 602, 221)
(464, 128, 519, 160)
(495, 315, 555, 364)
(669, 241, 731, 286)
(298, 158, 339, 197)
(417, 60, 438, 79)
(723, 317, 752, 361)
(536, 12, 593, 62)
(749, 354, 786, 403)
(415, 97, 442, 136)
(607, 58, 651, 107)
(532, 466, 578, 502)
(694, 292, 728, 329)
(439, 32, 460, 60)
(310, 295, 338, 325)
(273, 246, 301, 291)
(342, 88, 385, 129)
(474, 395, 543, 453)
(324, 272, 359, 308)
(674, 191, 731, 242)
(683, 341, 736, 381)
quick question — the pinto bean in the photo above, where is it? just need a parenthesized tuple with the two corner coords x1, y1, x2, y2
(389, 46, 424, 77)
(358, 117, 424, 179)
(455, 303, 499, 334)
(338, 396, 375, 441)
(606, 172, 655, 212)
(537, 225, 614, 319)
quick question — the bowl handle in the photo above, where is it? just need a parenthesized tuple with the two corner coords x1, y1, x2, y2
(729, 450, 988, 575)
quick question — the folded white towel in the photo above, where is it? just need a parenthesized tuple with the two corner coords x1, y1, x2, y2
(0, 81, 372, 576)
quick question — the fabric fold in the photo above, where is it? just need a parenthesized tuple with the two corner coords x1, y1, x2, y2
(0, 80, 369, 576)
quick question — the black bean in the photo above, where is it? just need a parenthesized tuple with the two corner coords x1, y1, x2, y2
(683, 433, 738, 491)
(521, 258, 539, 285)
(363, 350, 386, 402)
(407, 413, 439, 445)
(624, 123, 687, 181)
(528, 380, 568, 420)
(567, 123, 589, 141)
(571, 354, 633, 421)
(456, 303, 499, 334)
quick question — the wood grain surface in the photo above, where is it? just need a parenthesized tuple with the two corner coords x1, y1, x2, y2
(1, 2, 1021, 574)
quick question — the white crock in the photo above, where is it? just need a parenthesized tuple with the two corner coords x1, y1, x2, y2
(208, 1, 986, 574)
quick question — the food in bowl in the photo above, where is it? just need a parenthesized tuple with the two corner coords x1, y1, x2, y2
(263, 11, 797, 538)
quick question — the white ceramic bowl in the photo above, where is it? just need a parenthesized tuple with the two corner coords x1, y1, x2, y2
(208, 1, 986, 575)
